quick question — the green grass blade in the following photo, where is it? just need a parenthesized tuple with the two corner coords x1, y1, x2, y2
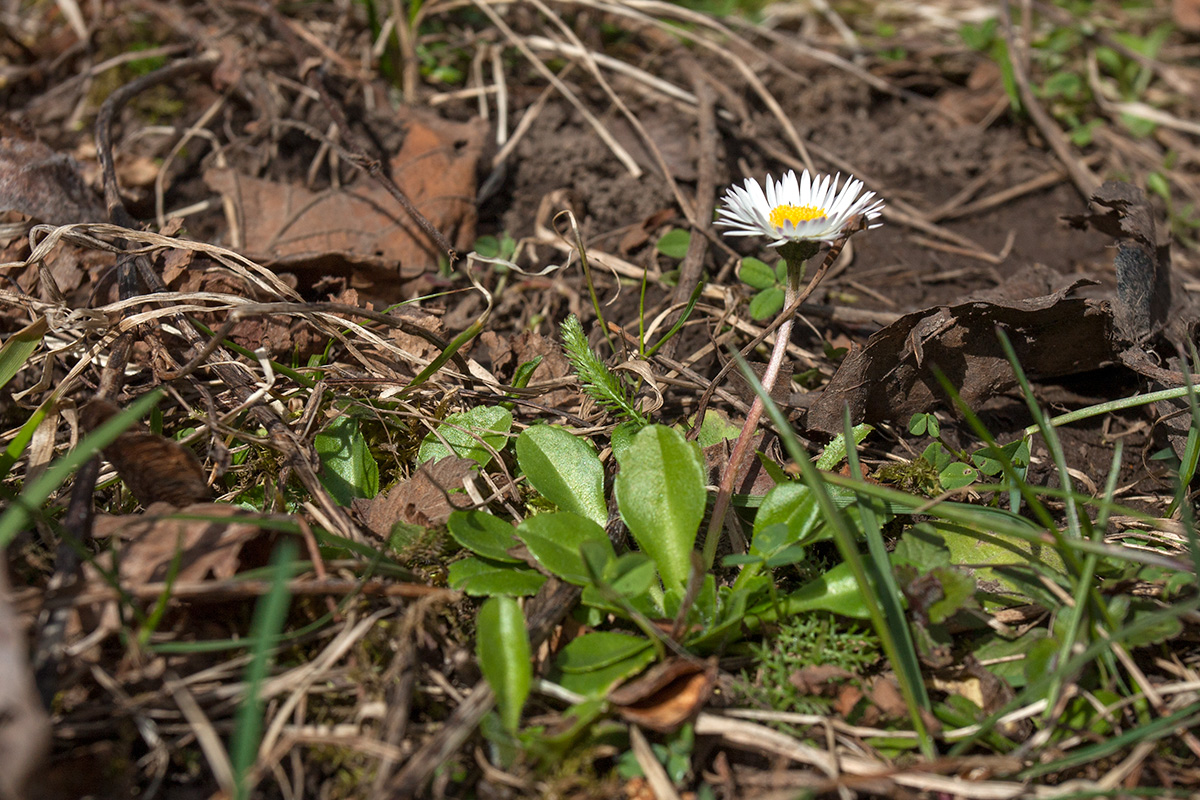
(0, 390, 163, 549)
(730, 349, 936, 756)
(948, 592, 1200, 754)
(0, 316, 47, 391)
(0, 398, 51, 481)
(842, 407, 935, 757)
(230, 539, 297, 800)
(1019, 701, 1200, 780)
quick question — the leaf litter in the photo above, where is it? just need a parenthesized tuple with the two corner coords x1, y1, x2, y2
(0, 1, 1199, 798)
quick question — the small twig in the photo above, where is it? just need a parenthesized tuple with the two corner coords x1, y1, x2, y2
(673, 79, 717, 310)
(1000, 1, 1101, 200)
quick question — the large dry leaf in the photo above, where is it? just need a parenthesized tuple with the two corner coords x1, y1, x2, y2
(0, 136, 105, 225)
(1064, 181, 1172, 344)
(79, 503, 274, 637)
(91, 502, 266, 585)
(805, 267, 1114, 434)
(807, 181, 1197, 437)
(0, 564, 51, 800)
(204, 112, 485, 279)
(1066, 181, 1200, 462)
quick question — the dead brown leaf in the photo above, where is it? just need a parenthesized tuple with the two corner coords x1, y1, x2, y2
(80, 400, 211, 508)
(0, 136, 105, 225)
(204, 111, 485, 280)
(704, 434, 776, 496)
(609, 657, 718, 733)
(787, 664, 854, 696)
(91, 501, 267, 585)
(386, 307, 447, 364)
(512, 331, 576, 408)
(353, 456, 477, 538)
(1174, 0, 1200, 32)
(805, 265, 1114, 434)
(77, 501, 271, 638)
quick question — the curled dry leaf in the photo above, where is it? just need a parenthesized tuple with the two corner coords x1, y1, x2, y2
(809, 182, 1198, 435)
(608, 657, 719, 733)
(80, 400, 211, 508)
(805, 264, 1114, 434)
(353, 456, 477, 538)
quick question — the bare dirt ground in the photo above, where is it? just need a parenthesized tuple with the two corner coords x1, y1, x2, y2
(2, 0, 1200, 798)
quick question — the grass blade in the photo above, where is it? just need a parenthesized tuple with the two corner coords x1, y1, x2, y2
(230, 540, 297, 799)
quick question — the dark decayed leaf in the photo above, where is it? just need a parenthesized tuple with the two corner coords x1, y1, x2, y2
(0, 136, 106, 225)
(805, 266, 1113, 434)
(1063, 180, 1172, 344)
(80, 399, 211, 508)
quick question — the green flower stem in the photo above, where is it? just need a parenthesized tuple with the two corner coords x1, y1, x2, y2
(703, 240, 820, 569)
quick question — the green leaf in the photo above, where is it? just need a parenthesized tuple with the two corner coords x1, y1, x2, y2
(552, 632, 656, 697)
(738, 257, 777, 290)
(419, 405, 512, 466)
(815, 423, 874, 470)
(972, 439, 1029, 476)
(448, 510, 521, 562)
(892, 530, 951, 569)
(614, 425, 706, 591)
(748, 287, 785, 320)
(610, 421, 639, 463)
(0, 398, 49, 481)
(448, 556, 545, 597)
(925, 566, 977, 624)
(656, 229, 691, 259)
(516, 426, 607, 527)
(1146, 171, 1171, 201)
(751, 559, 872, 619)
(692, 409, 742, 449)
(512, 356, 543, 389)
(475, 235, 501, 258)
(517, 511, 614, 585)
(0, 316, 47, 392)
(907, 413, 934, 436)
(753, 484, 823, 546)
(477, 597, 532, 733)
(315, 415, 380, 506)
(938, 461, 978, 491)
(604, 552, 658, 597)
(910, 519, 1065, 607)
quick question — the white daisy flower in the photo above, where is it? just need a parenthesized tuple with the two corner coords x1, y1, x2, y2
(716, 169, 884, 247)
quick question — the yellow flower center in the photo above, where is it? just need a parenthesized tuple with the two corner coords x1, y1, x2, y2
(770, 204, 826, 228)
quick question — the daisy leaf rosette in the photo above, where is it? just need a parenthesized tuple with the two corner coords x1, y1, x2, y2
(716, 169, 884, 247)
